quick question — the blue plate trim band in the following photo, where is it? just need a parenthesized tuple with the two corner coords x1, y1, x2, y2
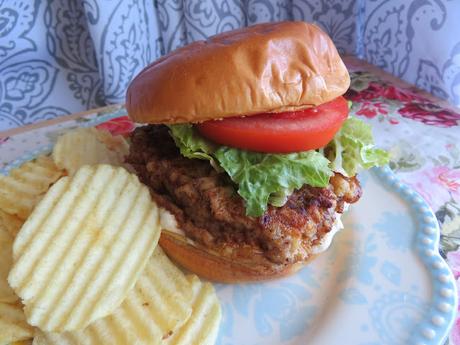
(374, 166, 458, 345)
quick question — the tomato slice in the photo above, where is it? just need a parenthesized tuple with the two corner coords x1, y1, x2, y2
(196, 96, 349, 153)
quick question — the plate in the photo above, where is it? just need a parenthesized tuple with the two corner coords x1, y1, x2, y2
(1, 114, 458, 345)
(215, 166, 457, 345)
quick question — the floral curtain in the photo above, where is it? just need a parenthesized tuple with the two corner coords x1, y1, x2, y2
(1, 0, 459, 130)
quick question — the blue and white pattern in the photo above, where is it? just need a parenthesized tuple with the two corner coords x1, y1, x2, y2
(1, 113, 458, 345)
(215, 165, 457, 345)
(360, 0, 460, 109)
(1, 0, 460, 130)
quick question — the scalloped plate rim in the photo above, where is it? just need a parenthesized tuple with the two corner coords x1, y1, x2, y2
(372, 166, 458, 344)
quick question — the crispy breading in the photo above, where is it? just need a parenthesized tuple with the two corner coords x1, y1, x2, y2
(127, 125, 362, 266)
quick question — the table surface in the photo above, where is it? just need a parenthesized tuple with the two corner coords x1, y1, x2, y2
(1, 56, 459, 344)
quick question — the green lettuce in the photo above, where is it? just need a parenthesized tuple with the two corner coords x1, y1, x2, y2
(168, 124, 216, 161)
(327, 117, 389, 176)
(168, 125, 332, 216)
(214, 148, 332, 216)
(168, 124, 224, 171)
(168, 116, 389, 217)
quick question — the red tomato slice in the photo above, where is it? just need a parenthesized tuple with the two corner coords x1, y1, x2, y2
(196, 96, 349, 153)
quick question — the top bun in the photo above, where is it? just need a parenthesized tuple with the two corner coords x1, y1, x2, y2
(126, 21, 350, 124)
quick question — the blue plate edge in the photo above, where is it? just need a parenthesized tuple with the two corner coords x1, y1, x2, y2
(373, 166, 458, 345)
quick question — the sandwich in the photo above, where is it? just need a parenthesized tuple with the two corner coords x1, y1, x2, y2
(125, 21, 389, 282)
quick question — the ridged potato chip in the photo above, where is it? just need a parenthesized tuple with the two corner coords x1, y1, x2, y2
(163, 275, 221, 345)
(0, 210, 23, 238)
(52, 128, 129, 175)
(92, 128, 130, 151)
(0, 302, 34, 344)
(33, 247, 193, 345)
(9, 165, 161, 332)
(0, 226, 17, 303)
(0, 156, 63, 219)
(11, 340, 33, 345)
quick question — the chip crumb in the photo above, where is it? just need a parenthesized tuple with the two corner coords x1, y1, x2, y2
(163, 330, 174, 340)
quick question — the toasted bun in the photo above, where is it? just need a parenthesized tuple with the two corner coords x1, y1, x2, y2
(159, 231, 315, 283)
(126, 21, 350, 124)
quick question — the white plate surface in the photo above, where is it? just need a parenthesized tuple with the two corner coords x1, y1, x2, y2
(213, 167, 457, 345)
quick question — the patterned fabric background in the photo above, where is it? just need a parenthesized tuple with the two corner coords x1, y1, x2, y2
(0, 0, 459, 130)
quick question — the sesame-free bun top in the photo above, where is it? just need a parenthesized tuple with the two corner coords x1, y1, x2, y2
(126, 21, 350, 124)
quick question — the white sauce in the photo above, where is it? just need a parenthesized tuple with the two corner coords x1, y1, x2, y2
(311, 203, 349, 254)
(159, 208, 185, 236)
(160, 203, 350, 255)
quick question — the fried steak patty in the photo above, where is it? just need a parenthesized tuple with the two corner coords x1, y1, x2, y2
(127, 125, 362, 266)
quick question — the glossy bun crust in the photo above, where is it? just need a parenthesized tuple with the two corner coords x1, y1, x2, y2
(126, 21, 350, 124)
(159, 231, 315, 283)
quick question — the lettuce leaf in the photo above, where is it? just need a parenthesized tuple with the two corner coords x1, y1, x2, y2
(168, 125, 332, 216)
(168, 116, 389, 217)
(168, 124, 216, 160)
(214, 147, 332, 216)
(327, 117, 389, 176)
(168, 124, 224, 171)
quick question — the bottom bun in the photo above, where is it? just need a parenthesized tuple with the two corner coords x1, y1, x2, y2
(159, 231, 317, 283)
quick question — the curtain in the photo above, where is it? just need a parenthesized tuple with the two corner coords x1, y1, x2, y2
(1, 0, 459, 130)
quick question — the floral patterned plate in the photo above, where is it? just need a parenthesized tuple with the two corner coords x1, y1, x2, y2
(1, 113, 458, 345)
(214, 166, 458, 345)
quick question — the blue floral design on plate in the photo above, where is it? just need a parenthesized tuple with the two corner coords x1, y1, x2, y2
(374, 210, 414, 251)
(369, 291, 428, 344)
(380, 260, 401, 286)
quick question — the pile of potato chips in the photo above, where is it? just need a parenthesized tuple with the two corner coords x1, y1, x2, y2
(0, 128, 221, 345)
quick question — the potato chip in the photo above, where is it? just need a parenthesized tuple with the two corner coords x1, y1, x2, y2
(0, 302, 34, 344)
(52, 128, 129, 175)
(0, 209, 23, 238)
(33, 247, 193, 345)
(0, 156, 63, 219)
(0, 226, 17, 304)
(92, 128, 130, 151)
(8, 165, 161, 332)
(11, 340, 33, 345)
(163, 275, 221, 345)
